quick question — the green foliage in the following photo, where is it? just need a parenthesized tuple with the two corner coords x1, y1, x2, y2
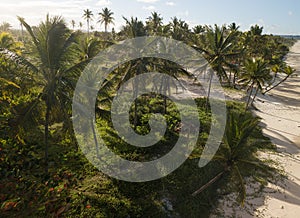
(0, 13, 292, 217)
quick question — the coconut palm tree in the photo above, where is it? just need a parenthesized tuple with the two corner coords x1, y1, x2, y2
(0, 22, 11, 32)
(240, 58, 272, 110)
(193, 25, 240, 109)
(121, 16, 146, 38)
(250, 24, 263, 36)
(192, 111, 272, 205)
(1, 15, 87, 174)
(146, 12, 163, 35)
(98, 7, 114, 33)
(169, 17, 190, 41)
(75, 36, 113, 61)
(71, 19, 76, 30)
(17, 16, 25, 42)
(83, 9, 93, 37)
(263, 65, 295, 94)
(116, 17, 148, 129)
(193, 25, 205, 34)
(194, 25, 240, 82)
(228, 22, 240, 32)
(0, 31, 22, 51)
(0, 31, 23, 88)
(79, 21, 83, 30)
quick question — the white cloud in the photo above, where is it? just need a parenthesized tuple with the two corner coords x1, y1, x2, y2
(288, 11, 293, 16)
(143, 6, 156, 11)
(177, 10, 189, 17)
(0, 0, 96, 29)
(96, 0, 112, 6)
(258, 18, 265, 25)
(166, 1, 175, 6)
(137, 0, 159, 3)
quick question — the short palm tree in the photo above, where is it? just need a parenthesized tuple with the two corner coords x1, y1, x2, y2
(98, 7, 114, 33)
(192, 112, 272, 205)
(83, 9, 93, 37)
(263, 65, 295, 94)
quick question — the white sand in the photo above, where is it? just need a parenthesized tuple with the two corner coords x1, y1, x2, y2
(252, 40, 300, 218)
(211, 41, 300, 218)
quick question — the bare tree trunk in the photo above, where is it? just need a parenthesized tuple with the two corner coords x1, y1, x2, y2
(192, 171, 225, 196)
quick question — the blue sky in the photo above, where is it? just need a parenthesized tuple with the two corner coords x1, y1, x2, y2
(0, 0, 299, 35)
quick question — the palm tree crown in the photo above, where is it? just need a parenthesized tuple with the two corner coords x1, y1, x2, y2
(98, 7, 114, 32)
(83, 9, 94, 37)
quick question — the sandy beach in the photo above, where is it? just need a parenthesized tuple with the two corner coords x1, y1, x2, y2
(211, 40, 300, 217)
(253, 40, 300, 217)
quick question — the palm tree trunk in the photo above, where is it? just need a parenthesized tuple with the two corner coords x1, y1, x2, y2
(133, 76, 139, 130)
(233, 71, 237, 88)
(87, 20, 90, 38)
(192, 171, 225, 196)
(205, 70, 213, 111)
(250, 86, 259, 106)
(20, 24, 24, 42)
(245, 82, 254, 111)
(262, 75, 289, 95)
(44, 102, 50, 174)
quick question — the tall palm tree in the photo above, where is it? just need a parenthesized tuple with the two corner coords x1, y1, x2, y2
(193, 25, 240, 109)
(71, 19, 76, 30)
(146, 12, 163, 35)
(193, 25, 205, 34)
(79, 21, 83, 30)
(194, 25, 240, 82)
(98, 7, 114, 33)
(122, 16, 146, 38)
(228, 22, 240, 32)
(17, 16, 25, 42)
(0, 22, 11, 32)
(169, 17, 190, 41)
(83, 9, 93, 37)
(250, 24, 263, 36)
(240, 58, 272, 110)
(1, 15, 87, 174)
(263, 65, 295, 94)
(0, 31, 23, 88)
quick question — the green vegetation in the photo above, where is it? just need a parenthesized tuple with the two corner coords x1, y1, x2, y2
(0, 9, 296, 217)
